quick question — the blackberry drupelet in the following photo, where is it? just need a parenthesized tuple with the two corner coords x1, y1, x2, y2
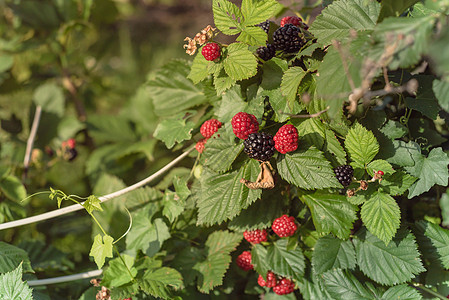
(243, 132, 275, 161)
(334, 165, 354, 187)
(256, 44, 275, 61)
(255, 20, 270, 34)
(273, 24, 305, 53)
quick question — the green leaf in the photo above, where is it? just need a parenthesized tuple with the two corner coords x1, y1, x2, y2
(324, 129, 347, 166)
(345, 123, 379, 168)
(381, 284, 422, 300)
(405, 147, 449, 198)
(378, 0, 420, 21)
(386, 140, 422, 167)
(193, 231, 242, 293)
(0, 175, 27, 202)
(213, 0, 243, 35)
(110, 282, 139, 300)
(322, 268, 374, 300)
(299, 272, 334, 300)
(236, 26, 267, 46)
(82, 195, 103, 214)
(240, 0, 280, 26)
(301, 192, 358, 239)
(162, 191, 185, 223)
(366, 160, 394, 176)
(0, 264, 33, 300)
(140, 267, 184, 298)
(33, 82, 65, 117)
(261, 58, 288, 90)
(263, 88, 303, 123)
(223, 43, 258, 81)
(281, 67, 307, 105)
(310, 0, 380, 45)
(202, 128, 243, 173)
(379, 120, 408, 139)
(312, 235, 356, 275)
(153, 117, 194, 149)
(361, 192, 401, 244)
(126, 207, 170, 257)
(251, 244, 270, 277)
(89, 234, 114, 269)
(277, 148, 342, 190)
(416, 221, 449, 269)
(353, 228, 425, 285)
(188, 53, 212, 84)
(433, 78, 449, 113)
(296, 118, 325, 149)
(379, 171, 417, 196)
(197, 160, 262, 225)
(0, 55, 13, 73)
(213, 69, 236, 95)
(171, 247, 203, 286)
(266, 239, 306, 281)
(87, 114, 137, 143)
(0, 242, 33, 273)
(216, 86, 265, 122)
(404, 76, 440, 120)
(101, 255, 137, 287)
(148, 60, 208, 117)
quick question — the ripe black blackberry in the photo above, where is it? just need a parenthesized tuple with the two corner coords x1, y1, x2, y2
(256, 44, 275, 61)
(244, 132, 275, 161)
(255, 20, 270, 34)
(334, 165, 354, 187)
(273, 24, 305, 53)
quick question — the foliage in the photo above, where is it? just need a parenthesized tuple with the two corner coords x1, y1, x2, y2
(1, 0, 449, 299)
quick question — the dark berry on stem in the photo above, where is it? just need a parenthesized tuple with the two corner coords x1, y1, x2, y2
(255, 20, 270, 34)
(257, 44, 276, 61)
(243, 132, 275, 161)
(273, 24, 306, 53)
(334, 165, 354, 187)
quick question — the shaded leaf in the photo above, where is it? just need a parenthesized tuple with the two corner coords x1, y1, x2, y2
(312, 235, 356, 275)
(322, 268, 374, 300)
(0, 242, 33, 273)
(266, 239, 306, 281)
(153, 117, 194, 149)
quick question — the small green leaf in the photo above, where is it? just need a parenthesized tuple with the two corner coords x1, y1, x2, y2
(193, 231, 242, 293)
(162, 191, 185, 223)
(380, 120, 408, 139)
(324, 129, 347, 166)
(277, 148, 342, 190)
(281, 67, 307, 106)
(310, 0, 380, 45)
(432, 77, 449, 112)
(266, 239, 306, 281)
(312, 235, 356, 275)
(322, 268, 374, 300)
(379, 171, 417, 196)
(188, 53, 211, 84)
(101, 255, 137, 287)
(83, 195, 103, 214)
(89, 234, 114, 269)
(240, 0, 281, 26)
(140, 267, 184, 298)
(153, 117, 194, 149)
(0, 264, 33, 300)
(213, 0, 243, 35)
(301, 192, 357, 240)
(386, 140, 421, 167)
(353, 228, 425, 285)
(0, 175, 27, 202)
(202, 128, 243, 173)
(263, 88, 303, 123)
(33, 82, 65, 116)
(366, 160, 394, 176)
(345, 123, 379, 168)
(361, 192, 401, 244)
(405, 147, 449, 198)
(380, 284, 422, 300)
(213, 69, 236, 95)
(223, 43, 258, 81)
(236, 26, 267, 46)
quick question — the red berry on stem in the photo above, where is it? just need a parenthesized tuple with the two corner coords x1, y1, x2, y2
(258, 271, 278, 288)
(231, 112, 259, 139)
(236, 251, 253, 271)
(272, 215, 297, 237)
(243, 229, 267, 244)
(280, 16, 303, 27)
(67, 138, 76, 149)
(195, 138, 207, 153)
(201, 42, 221, 61)
(273, 124, 298, 154)
(200, 119, 222, 138)
(377, 170, 384, 176)
(272, 278, 295, 295)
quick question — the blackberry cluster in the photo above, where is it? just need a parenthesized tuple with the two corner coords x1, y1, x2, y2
(255, 20, 270, 34)
(334, 165, 354, 187)
(256, 44, 275, 61)
(273, 24, 305, 53)
(243, 132, 275, 161)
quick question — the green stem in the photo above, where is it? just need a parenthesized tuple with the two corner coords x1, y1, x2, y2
(411, 283, 446, 300)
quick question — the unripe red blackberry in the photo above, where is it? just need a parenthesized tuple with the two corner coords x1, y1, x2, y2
(257, 271, 278, 288)
(273, 24, 306, 53)
(243, 132, 275, 162)
(231, 112, 259, 139)
(200, 119, 222, 138)
(272, 215, 297, 237)
(256, 44, 276, 61)
(334, 165, 354, 187)
(201, 42, 221, 61)
(272, 278, 295, 295)
(280, 16, 309, 29)
(195, 138, 207, 153)
(273, 124, 298, 154)
(243, 229, 267, 244)
(236, 251, 253, 271)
